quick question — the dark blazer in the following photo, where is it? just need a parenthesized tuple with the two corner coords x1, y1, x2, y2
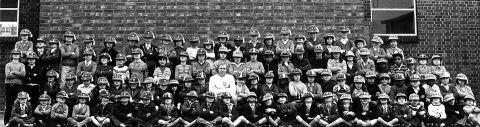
(239, 103, 262, 121)
(195, 102, 219, 121)
(91, 102, 113, 118)
(297, 102, 321, 120)
(353, 102, 379, 120)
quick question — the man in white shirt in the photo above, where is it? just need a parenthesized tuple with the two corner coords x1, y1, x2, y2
(209, 64, 236, 99)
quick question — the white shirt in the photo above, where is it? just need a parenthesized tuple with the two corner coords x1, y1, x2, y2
(209, 74, 236, 97)
(186, 47, 199, 60)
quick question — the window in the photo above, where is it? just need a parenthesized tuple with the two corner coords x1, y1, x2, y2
(371, 0, 417, 36)
(0, 0, 19, 37)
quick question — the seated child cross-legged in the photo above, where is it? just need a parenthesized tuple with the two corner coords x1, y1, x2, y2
(90, 89, 113, 127)
(327, 94, 355, 127)
(7, 91, 35, 127)
(408, 94, 426, 127)
(67, 93, 92, 127)
(51, 91, 70, 126)
(427, 93, 447, 127)
(463, 95, 480, 126)
(34, 92, 52, 127)
(376, 93, 399, 127)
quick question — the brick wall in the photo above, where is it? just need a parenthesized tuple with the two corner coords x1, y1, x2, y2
(0, 0, 479, 111)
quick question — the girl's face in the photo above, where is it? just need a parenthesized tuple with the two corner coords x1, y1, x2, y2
(315, 52, 323, 58)
(397, 97, 406, 104)
(307, 77, 315, 82)
(219, 53, 227, 59)
(101, 97, 109, 103)
(411, 80, 420, 87)
(143, 99, 151, 105)
(357, 42, 365, 48)
(431, 98, 441, 104)
(47, 77, 55, 82)
(265, 99, 273, 105)
(322, 75, 331, 81)
(432, 59, 441, 65)
(293, 74, 301, 81)
(410, 100, 420, 106)
(278, 97, 287, 104)
(250, 79, 258, 85)
(106, 43, 113, 48)
(223, 98, 231, 104)
(159, 58, 167, 65)
(380, 99, 388, 104)
(266, 78, 273, 83)
(84, 55, 92, 60)
(337, 79, 346, 85)
(120, 97, 129, 103)
(394, 56, 403, 65)
(130, 83, 137, 89)
(333, 53, 340, 59)
(419, 59, 427, 65)
(205, 44, 212, 49)
(116, 60, 125, 66)
(146, 83, 153, 88)
(346, 56, 354, 61)
(99, 84, 107, 89)
(296, 39, 304, 44)
(160, 85, 168, 90)
(390, 41, 398, 47)
(101, 58, 109, 65)
(27, 59, 36, 64)
(281, 34, 289, 39)
(21, 35, 28, 40)
(355, 83, 363, 89)
(180, 56, 187, 62)
(165, 98, 172, 104)
(457, 80, 466, 85)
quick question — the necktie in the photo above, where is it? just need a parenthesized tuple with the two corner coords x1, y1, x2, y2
(384, 105, 388, 113)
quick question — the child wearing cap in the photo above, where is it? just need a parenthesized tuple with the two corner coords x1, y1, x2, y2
(245, 48, 265, 76)
(92, 77, 110, 106)
(345, 50, 357, 85)
(365, 71, 381, 101)
(228, 50, 247, 76)
(192, 48, 212, 76)
(77, 74, 96, 100)
(187, 36, 201, 61)
(427, 93, 446, 126)
(76, 49, 97, 78)
(356, 48, 375, 75)
(390, 73, 408, 102)
(376, 58, 390, 73)
(454, 73, 473, 103)
(34, 92, 52, 126)
(277, 93, 299, 126)
(327, 46, 347, 77)
(322, 33, 335, 59)
(305, 70, 323, 101)
(179, 76, 197, 103)
(46, 38, 62, 72)
(230, 35, 248, 61)
(99, 36, 119, 66)
(438, 72, 459, 97)
(79, 35, 97, 62)
(429, 55, 447, 77)
(443, 93, 463, 126)
(195, 73, 209, 101)
(296, 93, 322, 127)
(43, 70, 61, 103)
(111, 91, 136, 127)
(7, 92, 34, 127)
(378, 73, 392, 96)
(368, 36, 387, 61)
(15, 29, 34, 60)
(275, 27, 295, 54)
(335, 26, 356, 52)
(310, 44, 328, 69)
(259, 71, 280, 97)
(292, 46, 312, 81)
(288, 69, 308, 102)
(95, 53, 114, 81)
(318, 92, 338, 126)
(320, 69, 335, 93)
(404, 57, 419, 78)
(132, 91, 159, 127)
(351, 75, 368, 100)
(67, 93, 92, 127)
(139, 77, 157, 103)
(91, 90, 113, 127)
(184, 91, 214, 127)
(405, 74, 427, 103)
(174, 51, 193, 79)
(354, 92, 380, 127)
(248, 73, 262, 98)
(278, 50, 295, 75)
(153, 53, 171, 83)
(408, 93, 426, 127)
(261, 50, 278, 76)
(234, 72, 251, 104)
(24, 52, 44, 107)
(113, 53, 130, 82)
(377, 93, 398, 127)
(158, 92, 189, 126)
(385, 35, 404, 60)
(423, 74, 441, 102)
(213, 47, 232, 75)
(257, 93, 279, 126)
(34, 38, 49, 66)
(129, 48, 148, 81)
(218, 93, 243, 127)
(109, 74, 125, 102)
(51, 91, 70, 126)
(327, 94, 355, 127)
(353, 37, 367, 59)
(415, 54, 430, 76)
(390, 52, 408, 74)
(462, 95, 480, 126)
(127, 78, 142, 103)
(332, 73, 350, 97)
(5, 49, 26, 123)
(263, 33, 277, 54)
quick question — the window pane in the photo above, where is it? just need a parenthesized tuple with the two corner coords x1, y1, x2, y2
(0, 10, 17, 21)
(372, 10, 415, 34)
(0, 0, 18, 8)
(372, 0, 414, 9)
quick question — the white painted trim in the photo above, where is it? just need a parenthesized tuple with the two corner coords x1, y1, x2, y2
(370, 0, 417, 36)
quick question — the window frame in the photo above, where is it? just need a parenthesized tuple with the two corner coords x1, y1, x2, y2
(370, 0, 417, 36)
(0, 0, 20, 37)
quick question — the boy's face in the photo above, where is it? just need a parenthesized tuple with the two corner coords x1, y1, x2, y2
(160, 84, 168, 90)
(159, 58, 167, 65)
(236, 79, 245, 85)
(48, 77, 55, 82)
(265, 99, 273, 105)
(79, 98, 87, 103)
(106, 42, 114, 48)
(281, 34, 289, 39)
(219, 38, 226, 42)
(265, 39, 273, 45)
(326, 38, 333, 44)
(184, 82, 191, 87)
(198, 55, 205, 61)
(40, 100, 48, 105)
(134, 54, 141, 59)
(380, 99, 388, 104)
(394, 56, 403, 65)
(120, 97, 129, 103)
(315, 52, 323, 58)
(355, 83, 363, 89)
(266, 78, 273, 84)
(206, 97, 214, 103)
(419, 59, 427, 65)
(250, 54, 257, 60)
(293, 74, 301, 81)
(50, 43, 58, 48)
(250, 79, 258, 85)
(297, 54, 304, 59)
(431, 98, 441, 104)
(180, 56, 187, 62)
(381, 78, 389, 84)
(12, 54, 21, 59)
(165, 98, 172, 104)
(198, 79, 205, 85)
(457, 80, 466, 85)
(357, 42, 365, 48)
(18, 98, 27, 104)
(278, 97, 287, 104)
(145, 38, 153, 43)
(367, 78, 375, 83)
(84, 55, 92, 60)
(332, 53, 340, 59)
(346, 56, 354, 61)
(219, 53, 227, 59)
(57, 98, 65, 103)
(440, 78, 449, 84)
(100, 58, 108, 64)
(361, 98, 370, 104)
(234, 57, 241, 62)
(143, 99, 151, 105)
(130, 83, 137, 89)
(113, 81, 121, 86)
(85, 42, 93, 47)
(175, 41, 183, 46)
(116, 60, 125, 66)
(222, 98, 231, 103)
(432, 59, 441, 65)
(307, 77, 315, 82)
(397, 97, 406, 104)
(322, 75, 331, 81)
(411, 80, 420, 87)
(65, 37, 73, 42)
(205, 44, 212, 49)
(390, 41, 398, 47)
(410, 100, 419, 106)
(27, 59, 36, 64)
(21, 35, 28, 40)
(466, 99, 475, 106)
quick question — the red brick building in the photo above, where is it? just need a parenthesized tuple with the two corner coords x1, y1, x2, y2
(0, 0, 479, 112)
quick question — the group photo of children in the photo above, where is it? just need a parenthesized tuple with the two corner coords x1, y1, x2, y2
(4, 25, 479, 127)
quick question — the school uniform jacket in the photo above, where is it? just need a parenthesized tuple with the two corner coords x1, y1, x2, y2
(112, 102, 136, 122)
(239, 103, 262, 121)
(297, 102, 321, 120)
(11, 102, 34, 119)
(158, 104, 180, 122)
(353, 102, 379, 120)
(91, 102, 113, 118)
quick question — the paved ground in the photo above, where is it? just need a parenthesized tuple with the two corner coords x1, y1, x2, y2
(0, 111, 4, 126)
